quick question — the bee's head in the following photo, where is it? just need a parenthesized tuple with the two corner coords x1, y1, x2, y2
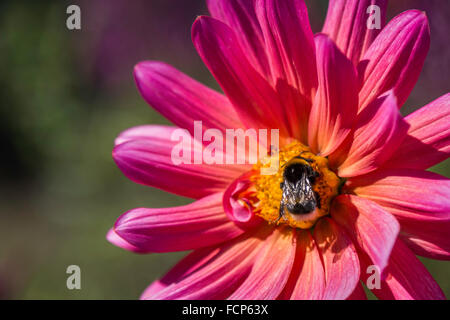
(283, 161, 316, 184)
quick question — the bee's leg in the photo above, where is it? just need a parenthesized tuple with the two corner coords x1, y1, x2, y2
(274, 203, 286, 224)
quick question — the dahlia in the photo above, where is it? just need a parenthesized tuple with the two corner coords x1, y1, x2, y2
(108, 0, 449, 300)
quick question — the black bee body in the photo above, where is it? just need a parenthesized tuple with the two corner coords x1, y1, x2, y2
(277, 155, 320, 222)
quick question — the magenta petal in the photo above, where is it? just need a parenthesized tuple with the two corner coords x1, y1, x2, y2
(322, 0, 387, 65)
(337, 91, 409, 177)
(279, 230, 325, 300)
(332, 195, 399, 274)
(134, 61, 243, 137)
(106, 228, 144, 253)
(346, 283, 367, 300)
(115, 125, 175, 146)
(192, 16, 289, 137)
(141, 247, 224, 300)
(384, 93, 450, 170)
(255, 0, 317, 140)
(361, 239, 445, 300)
(358, 10, 430, 111)
(144, 227, 272, 300)
(348, 168, 450, 260)
(229, 227, 296, 299)
(314, 218, 360, 300)
(255, 0, 317, 96)
(114, 193, 246, 253)
(308, 34, 358, 156)
(207, 0, 270, 78)
(113, 126, 247, 199)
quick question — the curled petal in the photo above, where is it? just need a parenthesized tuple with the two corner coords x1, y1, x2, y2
(337, 91, 409, 177)
(314, 218, 360, 300)
(223, 172, 263, 227)
(113, 193, 247, 253)
(348, 168, 450, 260)
(308, 34, 358, 156)
(358, 10, 430, 111)
(331, 195, 399, 274)
(134, 61, 243, 137)
(229, 227, 297, 299)
(322, 0, 387, 65)
(384, 93, 450, 170)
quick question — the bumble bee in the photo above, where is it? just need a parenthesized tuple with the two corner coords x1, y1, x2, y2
(276, 155, 320, 223)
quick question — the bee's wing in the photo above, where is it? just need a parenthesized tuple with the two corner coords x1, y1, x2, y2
(296, 175, 316, 203)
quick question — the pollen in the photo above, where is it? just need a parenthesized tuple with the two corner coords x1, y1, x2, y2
(251, 141, 341, 229)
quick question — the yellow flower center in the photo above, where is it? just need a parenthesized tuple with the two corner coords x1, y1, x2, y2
(251, 141, 341, 229)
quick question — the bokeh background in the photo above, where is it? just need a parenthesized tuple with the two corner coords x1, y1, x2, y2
(0, 0, 448, 299)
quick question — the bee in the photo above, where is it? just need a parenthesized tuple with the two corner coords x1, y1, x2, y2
(276, 154, 320, 223)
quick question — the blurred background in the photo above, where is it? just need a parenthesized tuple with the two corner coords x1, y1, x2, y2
(0, 0, 448, 299)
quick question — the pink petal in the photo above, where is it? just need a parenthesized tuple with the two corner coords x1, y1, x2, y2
(308, 34, 358, 156)
(229, 227, 297, 300)
(358, 10, 430, 112)
(360, 239, 445, 300)
(255, 0, 317, 141)
(279, 230, 325, 300)
(192, 16, 289, 137)
(322, 0, 387, 65)
(144, 227, 272, 300)
(383, 93, 450, 170)
(141, 247, 224, 299)
(106, 228, 144, 253)
(112, 126, 247, 199)
(207, 0, 270, 78)
(348, 168, 450, 260)
(314, 218, 360, 300)
(331, 195, 399, 273)
(134, 61, 243, 137)
(337, 91, 409, 177)
(401, 232, 450, 261)
(115, 125, 177, 146)
(346, 283, 367, 300)
(113, 193, 247, 253)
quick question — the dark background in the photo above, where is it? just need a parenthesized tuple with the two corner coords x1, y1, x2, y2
(0, 0, 448, 299)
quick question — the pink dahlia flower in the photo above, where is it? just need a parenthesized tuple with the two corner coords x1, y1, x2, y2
(108, 0, 449, 300)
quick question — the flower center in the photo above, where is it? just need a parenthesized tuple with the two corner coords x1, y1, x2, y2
(251, 141, 341, 229)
